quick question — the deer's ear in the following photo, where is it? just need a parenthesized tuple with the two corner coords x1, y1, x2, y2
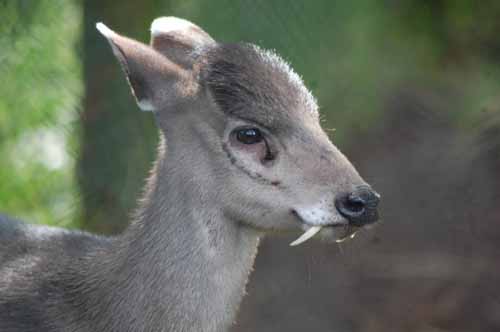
(150, 17, 215, 69)
(96, 23, 189, 112)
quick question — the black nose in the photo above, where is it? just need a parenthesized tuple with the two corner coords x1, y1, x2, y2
(335, 186, 380, 226)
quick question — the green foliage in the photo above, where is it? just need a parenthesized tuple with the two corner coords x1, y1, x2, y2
(0, 0, 82, 227)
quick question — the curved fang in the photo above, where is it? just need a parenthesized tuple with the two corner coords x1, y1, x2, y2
(290, 226, 322, 246)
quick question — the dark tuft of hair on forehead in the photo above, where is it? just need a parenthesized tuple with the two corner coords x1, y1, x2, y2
(203, 43, 318, 127)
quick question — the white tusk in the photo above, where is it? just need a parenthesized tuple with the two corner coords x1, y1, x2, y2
(290, 226, 322, 246)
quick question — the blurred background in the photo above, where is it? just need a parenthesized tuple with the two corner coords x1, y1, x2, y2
(1, 1, 500, 331)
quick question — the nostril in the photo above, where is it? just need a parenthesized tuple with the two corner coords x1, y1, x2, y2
(335, 194, 366, 218)
(344, 196, 365, 214)
(335, 186, 380, 226)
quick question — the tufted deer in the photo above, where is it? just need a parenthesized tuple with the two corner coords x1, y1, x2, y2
(0, 17, 380, 332)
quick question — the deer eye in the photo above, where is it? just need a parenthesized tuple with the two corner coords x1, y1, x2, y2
(235, 128, 263, 145)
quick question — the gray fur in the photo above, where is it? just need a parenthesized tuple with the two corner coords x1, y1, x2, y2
(204, 43, 319, 128)
(0, 17, 377, 331)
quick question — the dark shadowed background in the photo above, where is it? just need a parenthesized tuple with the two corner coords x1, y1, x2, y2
(1, 1, 500, 331)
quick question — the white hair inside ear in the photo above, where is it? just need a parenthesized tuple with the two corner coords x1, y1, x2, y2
(150, 17, 196, 36)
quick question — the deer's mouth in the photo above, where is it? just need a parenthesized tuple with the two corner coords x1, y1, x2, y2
(290, 210, 358, 246)
(289, 224, 359, 246)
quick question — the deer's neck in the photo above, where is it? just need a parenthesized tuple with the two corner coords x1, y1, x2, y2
(91, 140, 261, 331)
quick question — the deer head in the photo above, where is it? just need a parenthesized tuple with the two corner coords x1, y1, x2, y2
(96, 17, 379, 246)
